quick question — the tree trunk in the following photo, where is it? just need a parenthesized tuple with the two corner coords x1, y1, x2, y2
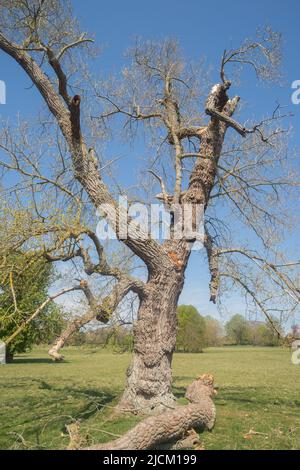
(119, 269, 185, 413)
(5, 348, 14, 363)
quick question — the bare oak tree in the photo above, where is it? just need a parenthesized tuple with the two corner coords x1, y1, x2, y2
(1, 1, 300, 415)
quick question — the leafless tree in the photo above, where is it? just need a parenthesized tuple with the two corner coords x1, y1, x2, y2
(0, 1, 300, 416)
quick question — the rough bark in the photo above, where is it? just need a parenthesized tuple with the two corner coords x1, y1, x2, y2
(84, 374, 216, 450)
(204, 232, 219, 304)
(119, 269, 185, 412)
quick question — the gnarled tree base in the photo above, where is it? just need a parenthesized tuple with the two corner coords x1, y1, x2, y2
(82, 374, 216, 451)
(117, 391, 177, 415)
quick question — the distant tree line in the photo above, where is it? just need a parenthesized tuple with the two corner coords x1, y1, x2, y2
(66, 325, 134, 353)
(66, 306, 284, 354)
(175, 307, 283, 352)
(224, 313, 282, 347)
(1, 269, 287, 360)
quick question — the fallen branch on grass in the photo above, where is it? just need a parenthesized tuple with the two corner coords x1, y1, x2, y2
(82, 374, 217, 450)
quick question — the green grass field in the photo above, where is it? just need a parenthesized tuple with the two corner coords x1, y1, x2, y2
(0, 346, 300, 450)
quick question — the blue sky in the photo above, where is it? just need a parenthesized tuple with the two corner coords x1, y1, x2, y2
(1, 0, 300, 323)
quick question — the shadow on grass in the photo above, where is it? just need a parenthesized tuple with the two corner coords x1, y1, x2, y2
(173, 385, 189, 399)
(216, 386, 300, 409)
(12, 358, 56, 364)
(172, 376, 195, 399)
(0, 381, 118, 449)
(173, 382, 300, 410)
(61, 385, 118, 419)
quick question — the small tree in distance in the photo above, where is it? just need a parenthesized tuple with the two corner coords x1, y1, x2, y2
(176, 305, 206, 353)
(204, 315, 225, 347)
(225, 314, 251, 345)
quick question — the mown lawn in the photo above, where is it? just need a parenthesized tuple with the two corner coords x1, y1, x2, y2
(0, 346, 300, 450)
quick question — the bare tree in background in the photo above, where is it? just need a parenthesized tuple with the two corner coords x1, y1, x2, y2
(1, 1, 300, 415)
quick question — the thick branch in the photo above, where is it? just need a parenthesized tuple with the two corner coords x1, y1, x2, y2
(204, 232, 219, 304)
(184, 83, 240, 207)
(0, 33, 69, 129)
(84, 375, 216, 450)
(48, 276, 142, 361)
(45, 46, 71, 106)
(205, 106, 246, 137)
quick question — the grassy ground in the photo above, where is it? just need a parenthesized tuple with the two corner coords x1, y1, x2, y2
(0, 346, 300, 450)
